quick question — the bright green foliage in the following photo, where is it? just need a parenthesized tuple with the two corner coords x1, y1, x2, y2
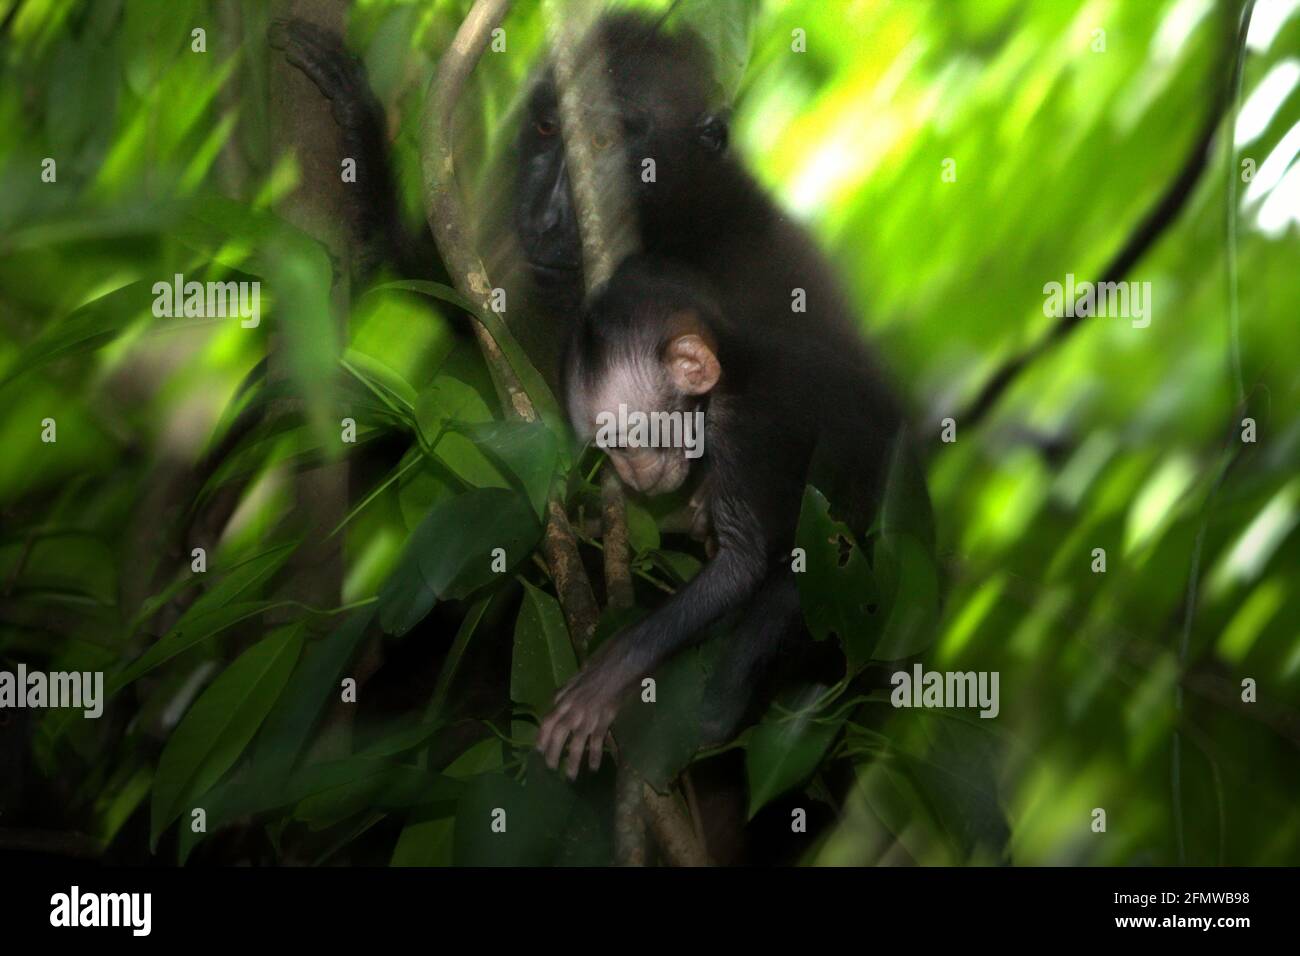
(0, 0, 1297, 867)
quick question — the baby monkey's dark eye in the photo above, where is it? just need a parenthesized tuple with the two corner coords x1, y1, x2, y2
(535, 118, 558, 137)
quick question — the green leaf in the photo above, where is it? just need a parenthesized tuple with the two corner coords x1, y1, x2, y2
(150, 624, 304, 849)
(416, 346, 507, 489)
(846, 712, 1009, 865)
(111, 543, 297, 690)
(874, 435, 941, 659)
(342, 348, 418, 417)
(178, 755, 451, 863)
(510, 581, 578, 713)
(378, 279, 567, 439)
(880, 429, 936, 548)
(872, 532, 941, 660)
(646, 549, 702, 585)
(889, 715, 1009, 862)
(794, 485, 881, 671)
(451, 773, 546, 866)
(248, 608, 375, 780)
(456, 420, 560, 518)
(377, 487, 541, 635)
(174, 194, 322, 278)
(112, 600, 277, 694)
(452, 752, 612, 866)
(625, 498, 661, 554)
(1, 280, 154, 387)
(293, 764, 461, 830)
(745, 685, 843, 818)
(188, 542, 299, 616)
(391, 738, 505, 867)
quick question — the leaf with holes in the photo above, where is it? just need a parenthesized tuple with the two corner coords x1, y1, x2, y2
(794, 485, 882, 672)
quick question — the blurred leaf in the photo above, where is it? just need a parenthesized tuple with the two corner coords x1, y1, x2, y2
(872, 532, 941, 660)
(150, 624, 304, 850)
(678, 0, 758, 100)
(248, 608, 375, 781)
(377, 279, 567, 440)
(265, 240, 340, 448)
(377, 487, 540, 635)
(293, 764, 460, 830)
(112, 543, 297, 690)
(0, 280, 153, 387)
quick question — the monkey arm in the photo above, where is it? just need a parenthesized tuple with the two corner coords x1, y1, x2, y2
(538, 541, 768, 778)
(612, 542, 768, 679)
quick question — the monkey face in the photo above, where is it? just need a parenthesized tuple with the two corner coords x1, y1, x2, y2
(572, 354, 697, 496)
(568, 328, 719, 498)
(515, 16, 729, 290)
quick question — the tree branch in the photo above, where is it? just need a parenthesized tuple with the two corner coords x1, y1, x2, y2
(600, 467, 636, 610)
(539, 0, 710, 867)
(419, 0, 709, 868)
(418, 0, 600, 650)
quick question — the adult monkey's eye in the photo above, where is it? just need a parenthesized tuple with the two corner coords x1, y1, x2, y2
(535, 118, 558, 137)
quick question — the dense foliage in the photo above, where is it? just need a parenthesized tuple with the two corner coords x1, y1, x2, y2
(0, 0, 1297, 866)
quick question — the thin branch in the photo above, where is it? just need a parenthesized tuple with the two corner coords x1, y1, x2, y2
(640, 782, 711, 866)
(600, 467, 635, 610)
(543, 494, 601, 653)
(614, 764, 648, 865)
(418, 0, 599, 650)
(421, 0, 709, 868)
(543, 0, 638, 290)
(420, 0, 534, 423)
(541, 0, 712, 866)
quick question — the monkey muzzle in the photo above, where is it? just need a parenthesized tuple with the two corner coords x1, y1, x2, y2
(608, 448, 690, 497)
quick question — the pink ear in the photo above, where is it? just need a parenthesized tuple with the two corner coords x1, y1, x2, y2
(666, 334, 720, 395)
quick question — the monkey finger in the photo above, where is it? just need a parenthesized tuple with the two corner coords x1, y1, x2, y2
(588, 732, 605, 773)
(535, 714, 553, 756)
(565, 726, 593, 781)
(544, 713, 578, 772)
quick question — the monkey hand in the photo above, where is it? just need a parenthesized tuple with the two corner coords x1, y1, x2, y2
(536, 646, 634, 780)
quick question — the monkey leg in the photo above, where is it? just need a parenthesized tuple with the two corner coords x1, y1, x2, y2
(700, 570, 802, 746)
